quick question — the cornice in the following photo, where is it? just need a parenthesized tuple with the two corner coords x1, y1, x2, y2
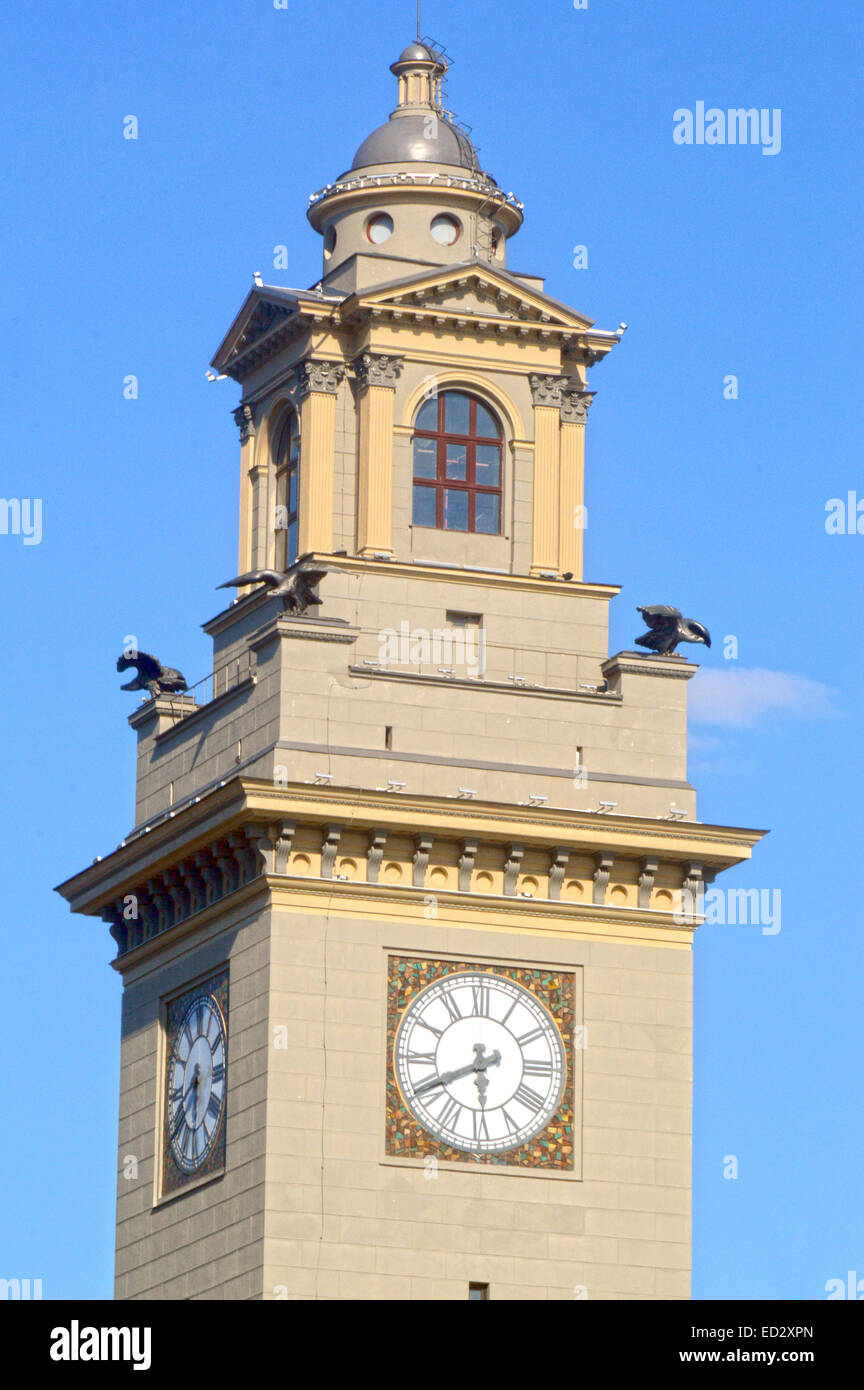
(55, 773, 767, 919)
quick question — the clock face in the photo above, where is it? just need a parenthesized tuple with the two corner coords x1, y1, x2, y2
(394, 971, 567, 1155)
(166, 992, 227, 1174)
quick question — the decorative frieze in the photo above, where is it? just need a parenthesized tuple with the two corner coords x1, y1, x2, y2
(102, 825, 279, 957)
(99, 819, 706, 961)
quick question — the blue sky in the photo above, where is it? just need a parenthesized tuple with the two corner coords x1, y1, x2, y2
(1, 0, 861, 1300)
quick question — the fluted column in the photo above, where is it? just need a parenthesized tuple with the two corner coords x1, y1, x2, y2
(559, 388, 593, 581)
(529, 375, 565, 575)
(294, 359, 345, 556)
(233, 402, 258, 574)
(354, 354, 403, 557)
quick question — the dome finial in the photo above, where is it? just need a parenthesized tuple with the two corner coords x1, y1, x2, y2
(416, 1, 421, 42)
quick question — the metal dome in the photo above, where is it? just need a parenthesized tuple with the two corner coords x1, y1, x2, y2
(350, 114, 481, 172)
(395, 42, 439, 64)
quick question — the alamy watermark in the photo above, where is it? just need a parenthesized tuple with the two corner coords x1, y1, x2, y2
(674, 886, 781, 935)
(1, 498, 42, 545)
(673, 103, 781, 156)
(378, 621, 486, 679)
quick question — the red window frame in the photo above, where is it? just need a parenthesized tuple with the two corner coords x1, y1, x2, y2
(412, 392, 503, 534)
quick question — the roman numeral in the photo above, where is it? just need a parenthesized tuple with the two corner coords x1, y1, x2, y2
(207, 1093, 222, 1121)
(513, 1084, 544, 1113)
(419, 1018, 443, 1038)
(194, 1004, 204, 1037)
(472, 1111, 490, 1144)
(440, 991, 462, 1022)
(522, 1059, 553, 1078)
(212, 1062, 225, 1084)
(407, 1051, 437, 1066)
(181, 1024, 194, 1055)
(471, 983, 491, 1017)
(435, 1094, 462, 1133)
(501, 1108, 520, 1136)
(516, 1026, 545, 1047)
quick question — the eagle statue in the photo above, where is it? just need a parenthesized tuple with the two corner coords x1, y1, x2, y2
(116, 651, 189, 698)
(217, 567, 327, 615)
(635, 605, 711, 656)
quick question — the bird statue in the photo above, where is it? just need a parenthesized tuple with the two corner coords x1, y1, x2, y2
(635, 606, 711, 656)
(217, 567, 327, 615)
(116, 651, 189, 698)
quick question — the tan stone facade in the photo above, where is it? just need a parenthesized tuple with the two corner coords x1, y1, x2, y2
(56, 35, 764, 1300)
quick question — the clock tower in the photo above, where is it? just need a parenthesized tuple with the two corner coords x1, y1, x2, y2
(57, 36, 763, 1300)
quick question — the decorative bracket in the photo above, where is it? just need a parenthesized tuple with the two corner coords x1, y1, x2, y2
(548, 847, 571, 901)
(366, 829, 388, 884)
(503, 843, 525, 897)
(413, 835, 434, 888)
(639, 857, 660, 910)
(321, 825, 344, 880)
(458, 839, 478, 893)
(593, 853, 615, 906)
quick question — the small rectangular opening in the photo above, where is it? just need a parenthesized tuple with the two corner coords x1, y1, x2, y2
(384, 726, 393, 750)
(469, 1283, 490, 1301)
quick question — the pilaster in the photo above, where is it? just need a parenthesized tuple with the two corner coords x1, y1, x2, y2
(354, 354, 403, 557)
(295, 359, 345, 555)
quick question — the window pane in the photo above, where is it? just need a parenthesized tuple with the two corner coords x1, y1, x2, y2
(443, 488, 469, 531)
(474, 402, 499, 438)
(277, 416, 298, 467)
(445, 443, 467, 480)
(444, 391, 471, 435)
(475, 444, 500, 487)
(413, 437, 437, 479)
(288, 469, 298, 513)
(287, 520, 298, 565)
(413, 485, 437, 528)
(475, 492, 500, 534)
(415, 396, 439, 431)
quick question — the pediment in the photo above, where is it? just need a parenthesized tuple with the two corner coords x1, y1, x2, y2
(212, 285, 343, 377)
(349, 262, 595, 331)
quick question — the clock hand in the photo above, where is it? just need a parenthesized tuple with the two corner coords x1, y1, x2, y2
(413, 1047, 502, 1096)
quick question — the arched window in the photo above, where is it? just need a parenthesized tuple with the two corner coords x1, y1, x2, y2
(274, 413, 300, 568)
(412, 391, 502, 534)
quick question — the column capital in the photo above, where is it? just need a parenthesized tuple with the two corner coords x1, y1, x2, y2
(353, 353, 404, 389)
(293, 358, 345, 400)
(529, 374, 569, 408)
(232, 402, 256, 442)
(560, 387, 595, 425)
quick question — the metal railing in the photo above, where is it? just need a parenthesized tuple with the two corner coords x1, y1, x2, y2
(163, 650, 256, 725)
